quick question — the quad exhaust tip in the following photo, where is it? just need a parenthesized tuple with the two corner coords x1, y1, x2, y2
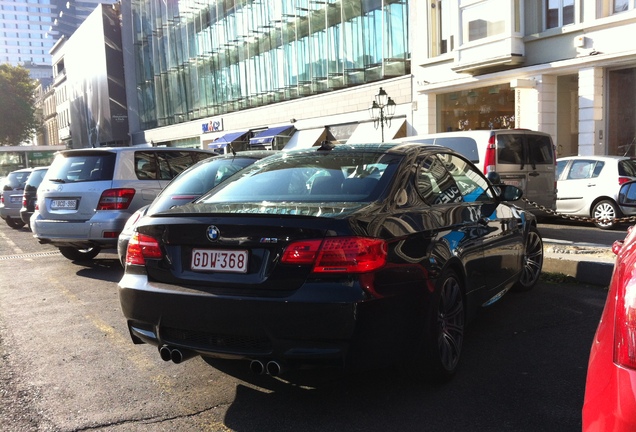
(159, 345, 196, 364)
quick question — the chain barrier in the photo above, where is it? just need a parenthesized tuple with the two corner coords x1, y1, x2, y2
(521, 197, 636, 225)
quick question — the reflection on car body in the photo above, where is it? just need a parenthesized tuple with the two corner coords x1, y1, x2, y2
(118, 143, 543, 383)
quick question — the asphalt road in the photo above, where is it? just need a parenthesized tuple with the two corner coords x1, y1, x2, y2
(538, 217, 629, 247)
(0, 220, 607, 432)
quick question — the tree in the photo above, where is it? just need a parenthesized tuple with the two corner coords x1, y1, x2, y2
(0, 64, 39, 146)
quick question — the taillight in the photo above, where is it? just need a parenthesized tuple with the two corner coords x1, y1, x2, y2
(619, 177, 632, 185)
(282, 237, 387, 273)
(125, 233, 162, 266)
(483, 134, 496, 174)
(22, 195, 27, 207)
(97, 188, 136, 210)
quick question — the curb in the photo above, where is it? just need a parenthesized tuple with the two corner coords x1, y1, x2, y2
(543, 242, 614, 286)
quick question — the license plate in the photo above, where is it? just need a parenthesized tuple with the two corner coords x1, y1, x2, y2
(502, 179, 522, 188)
(51, 199, 78, 210)
(10, 196, 20, 204)
(191, 249, 248, 273)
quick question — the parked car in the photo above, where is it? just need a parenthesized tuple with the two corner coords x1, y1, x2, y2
(117, 150, 278, 266)
(556, 155, 636, 229)
(19, 166, 49, 227)
(0, 167, 33, 229)
(396, 129, 557, 217)
(118, 142, 544, 381)
(31, 146, 216, 261)
(582, 180, 636, 431)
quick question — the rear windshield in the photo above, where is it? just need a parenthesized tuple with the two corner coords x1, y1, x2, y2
(526, 135, 554, 164)
(497, 134, 554, 165)
(197, 151, 402, 204)
(619, 159, 636, 177)
(149, 156, 259, 213)
(46, 152, 116, 183)
(4, 170, 31, 189)
(25, 169, 49, 190)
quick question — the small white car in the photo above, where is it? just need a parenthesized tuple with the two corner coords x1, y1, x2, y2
(31, 146, 216, 261)
(556, 155, 636, 229)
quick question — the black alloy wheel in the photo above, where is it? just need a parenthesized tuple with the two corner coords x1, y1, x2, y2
(418, 268, 465, 382)
(513, 225, 543, 291)
(58, 246, 101, 261)
(5, 217, 25, 229)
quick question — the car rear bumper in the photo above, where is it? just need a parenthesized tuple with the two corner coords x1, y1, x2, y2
(31, 211, 130, 248)
(20, 209, 33, 224)
(0, 205, 21, 219)
(118, 273, 421, 369)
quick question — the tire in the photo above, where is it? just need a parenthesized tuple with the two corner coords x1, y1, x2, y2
(419, 269, 465, 382)
(58, 246, 101, 261)
(5, 217, 25, 229)
(513, 225, 543, 292)
(592, 200, 619, 230)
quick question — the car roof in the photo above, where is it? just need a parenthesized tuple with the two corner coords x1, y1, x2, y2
(283, 142, 440, 156)
(58, 146, 215, 155)
(8, 167, 33, 173)
(557, 155, 634, 161)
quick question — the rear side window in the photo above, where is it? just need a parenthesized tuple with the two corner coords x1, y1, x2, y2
(526, 135, 554, 164)
(434, 137, 480, 163)
(416, 153, 492, 205)
(135, 151, 211, 180)
(46, 153, 116, 183)
(619, 160, 636, 177)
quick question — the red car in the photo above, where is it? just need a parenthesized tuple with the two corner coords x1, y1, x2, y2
(583, 181, 636, 430)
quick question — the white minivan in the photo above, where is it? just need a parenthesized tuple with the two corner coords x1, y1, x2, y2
(396, 129, 557, 216)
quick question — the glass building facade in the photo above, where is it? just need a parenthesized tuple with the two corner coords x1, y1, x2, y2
(131, 0, 410, 129)
(0, 0, 113, 67)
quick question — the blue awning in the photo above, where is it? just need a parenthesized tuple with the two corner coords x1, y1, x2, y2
(207, 142, 229, 150)
(214, 130, 250, 144)
(249, 125, 295, 145)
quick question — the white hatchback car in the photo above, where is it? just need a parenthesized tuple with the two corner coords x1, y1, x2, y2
(32, 146, 216, 261)
(556, 155, 636, 229)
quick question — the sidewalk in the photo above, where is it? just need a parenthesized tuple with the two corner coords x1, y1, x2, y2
(543, 239, 615, 286)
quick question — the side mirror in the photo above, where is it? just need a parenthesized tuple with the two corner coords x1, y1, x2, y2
(618, 180, 636, 207)
(499, 184, 523, 201)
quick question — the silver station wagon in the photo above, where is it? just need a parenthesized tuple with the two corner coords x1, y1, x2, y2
(31, 146, 216, 261)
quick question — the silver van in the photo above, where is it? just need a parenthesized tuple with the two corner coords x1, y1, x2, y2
(396, 129, 557, 216)
(32, 146, 216, 261)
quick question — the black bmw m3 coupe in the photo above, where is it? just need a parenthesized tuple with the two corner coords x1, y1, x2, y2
(118, 142, 543, 382)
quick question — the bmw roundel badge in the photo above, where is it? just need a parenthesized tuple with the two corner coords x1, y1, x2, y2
(206, 225, 220, 242)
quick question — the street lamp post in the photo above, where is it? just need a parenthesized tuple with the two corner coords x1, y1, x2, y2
(368, 87, 396, 142)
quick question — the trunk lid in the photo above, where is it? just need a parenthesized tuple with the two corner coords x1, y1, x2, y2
(139, 202, 375, 293)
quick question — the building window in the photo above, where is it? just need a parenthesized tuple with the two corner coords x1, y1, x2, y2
(613, 0, 633, 13)
(429, 0, 452, 56)
(437, 84, 515, 132)
(460, 0, 507, 44)
(131, 0, 410, 128)
(545, 0, 574, 29)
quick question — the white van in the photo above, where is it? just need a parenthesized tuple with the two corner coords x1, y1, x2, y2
(396, 129, 557, 216)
